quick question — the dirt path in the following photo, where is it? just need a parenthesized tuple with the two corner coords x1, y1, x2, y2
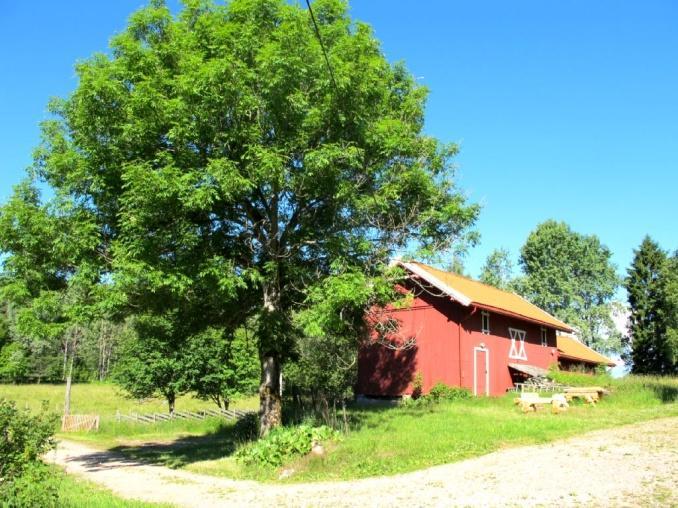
(48, 417, 678, 507)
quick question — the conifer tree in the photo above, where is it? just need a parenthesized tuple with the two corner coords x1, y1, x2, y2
(624, 236, 677, 374)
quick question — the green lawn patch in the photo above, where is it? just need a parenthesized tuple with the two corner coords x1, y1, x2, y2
(0, 383, 258, 417)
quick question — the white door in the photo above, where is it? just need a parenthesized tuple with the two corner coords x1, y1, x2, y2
(474, 347, 489, 396)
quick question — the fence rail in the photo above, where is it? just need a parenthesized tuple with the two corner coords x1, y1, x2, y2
(509, 382, 565, 393)
(115, 408, 253, 424)
(61, 414, 100, 432)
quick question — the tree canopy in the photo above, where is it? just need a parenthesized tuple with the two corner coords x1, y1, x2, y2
(479, 248, 513, 290)
(9, 0, 478, 434)
(515, 220, 621, 351)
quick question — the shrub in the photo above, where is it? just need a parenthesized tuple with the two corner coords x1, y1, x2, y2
(0, 399, 59, 506)
(235, 424, 340, 468)
(411, 372, 424, 400)
(427, 382, 472, 402)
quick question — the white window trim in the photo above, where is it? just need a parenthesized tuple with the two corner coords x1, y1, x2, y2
(540, 327, 548, 347)
(509, 327, 527, 360)
(481, 311, 490, 335)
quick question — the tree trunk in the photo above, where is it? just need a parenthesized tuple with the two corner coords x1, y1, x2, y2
(167, 392, 176, 415)
(63, 330, 78, 416)
(259, 355, 282, 436)
(64, 372, 72, 416)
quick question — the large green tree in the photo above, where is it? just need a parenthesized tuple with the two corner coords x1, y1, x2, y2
(515, 220, 620, 351)
(26, 0, 478, 434)
(0, 182, 104, 412)
(624, 237, 677, 374)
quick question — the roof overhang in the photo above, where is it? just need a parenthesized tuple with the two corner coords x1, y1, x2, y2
(508, 363, 549, 377)
(398, 261, 472, 306)
(558, 352, 616, 367)
(474, 303, 574, 332)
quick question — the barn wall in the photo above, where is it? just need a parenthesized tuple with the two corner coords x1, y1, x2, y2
(357, 285, 560, 397)
(458, 311, 558, 396)
(357, 288, 461, 396)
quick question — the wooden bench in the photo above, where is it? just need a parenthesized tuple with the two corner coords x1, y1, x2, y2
(515, 392, 569, 413)
(563, 387, 608, 405)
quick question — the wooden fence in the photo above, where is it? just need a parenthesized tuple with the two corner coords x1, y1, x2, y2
(115, 408, 253, 424)
(61, 414, 100, 432)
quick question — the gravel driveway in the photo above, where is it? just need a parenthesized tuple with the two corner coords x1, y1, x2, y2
(48, 416, 678, 507)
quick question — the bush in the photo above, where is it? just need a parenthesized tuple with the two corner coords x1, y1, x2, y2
(235, 424, 340, 468)
(403, 382, 471, 407)
(427, 382, 472, 402)
(0, 399, 58, 506)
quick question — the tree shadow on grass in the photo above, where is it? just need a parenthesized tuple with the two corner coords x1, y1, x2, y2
(651, 383, 678, 403)
(105, 418, 257, 469)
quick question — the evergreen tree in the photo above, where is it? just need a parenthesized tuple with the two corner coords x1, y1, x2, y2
(625, 237, 677, 374)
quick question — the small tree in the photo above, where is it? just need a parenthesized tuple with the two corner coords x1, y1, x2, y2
(479, 248, 513, 289)
(624, 237, 677, 374)
(0, 399, 58, 506)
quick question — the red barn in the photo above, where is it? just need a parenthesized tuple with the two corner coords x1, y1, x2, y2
(556, 335, 616, 373)
(358, 261, 573, 397)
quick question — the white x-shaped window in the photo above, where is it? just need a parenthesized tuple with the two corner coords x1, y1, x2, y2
(509, 328, 527, 360)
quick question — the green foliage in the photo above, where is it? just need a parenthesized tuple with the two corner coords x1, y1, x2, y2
(0, 342, 28, 383)
(16, 0, 478, 432)
(479, 247, 513, 289)
(0, 399, 58, 506)
(184, 326, 260, 409)
(515, 220, 621, 351)
(546, 365, 613, 388)
(235, 424, 340, 468)
(427, 382, 472, 402)
(411, 372, 424, 399)
(286, 265, 404, 421)
(403, 382, 471, 407)
(624, 237, 678, 374)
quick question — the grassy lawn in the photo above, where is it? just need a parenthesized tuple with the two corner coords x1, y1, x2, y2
(0, 382, 259, 417)
(55, 466, 174, 507)
(3, 376, 676, 484)
(51, 374, 676, 483)
(0, 382, 258, 449)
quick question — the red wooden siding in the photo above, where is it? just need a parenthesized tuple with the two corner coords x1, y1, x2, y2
(357, 283, 559, 397)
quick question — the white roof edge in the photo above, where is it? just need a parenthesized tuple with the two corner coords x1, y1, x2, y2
(399, 261, 473, 307)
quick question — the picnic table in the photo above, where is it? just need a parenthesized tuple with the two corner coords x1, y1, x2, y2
(563, 386, 609, 405)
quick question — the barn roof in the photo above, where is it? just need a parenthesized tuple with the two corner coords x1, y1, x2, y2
(557, 335, 616, 367)
(398, 261, 573, 332)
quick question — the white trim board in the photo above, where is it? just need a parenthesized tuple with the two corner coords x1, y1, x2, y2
(399, 262, 472, 306)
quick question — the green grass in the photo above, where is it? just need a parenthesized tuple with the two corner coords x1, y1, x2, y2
(0, 382, 258, 417)
(0, 382, 258, 449)
(65, 374, 677, 484)
(55, 466, 174, 507)
(4, 376, 676, 484)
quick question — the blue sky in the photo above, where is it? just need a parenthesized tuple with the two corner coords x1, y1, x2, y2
(1, 1, 676, 280)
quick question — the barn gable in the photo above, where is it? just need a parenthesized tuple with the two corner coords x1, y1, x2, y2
(358, 261, 574, 397)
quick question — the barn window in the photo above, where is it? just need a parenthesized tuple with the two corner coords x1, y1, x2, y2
(481, 311, 490, 334)
(540, 327, 548, 347)
(509, 328, 527, 360)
